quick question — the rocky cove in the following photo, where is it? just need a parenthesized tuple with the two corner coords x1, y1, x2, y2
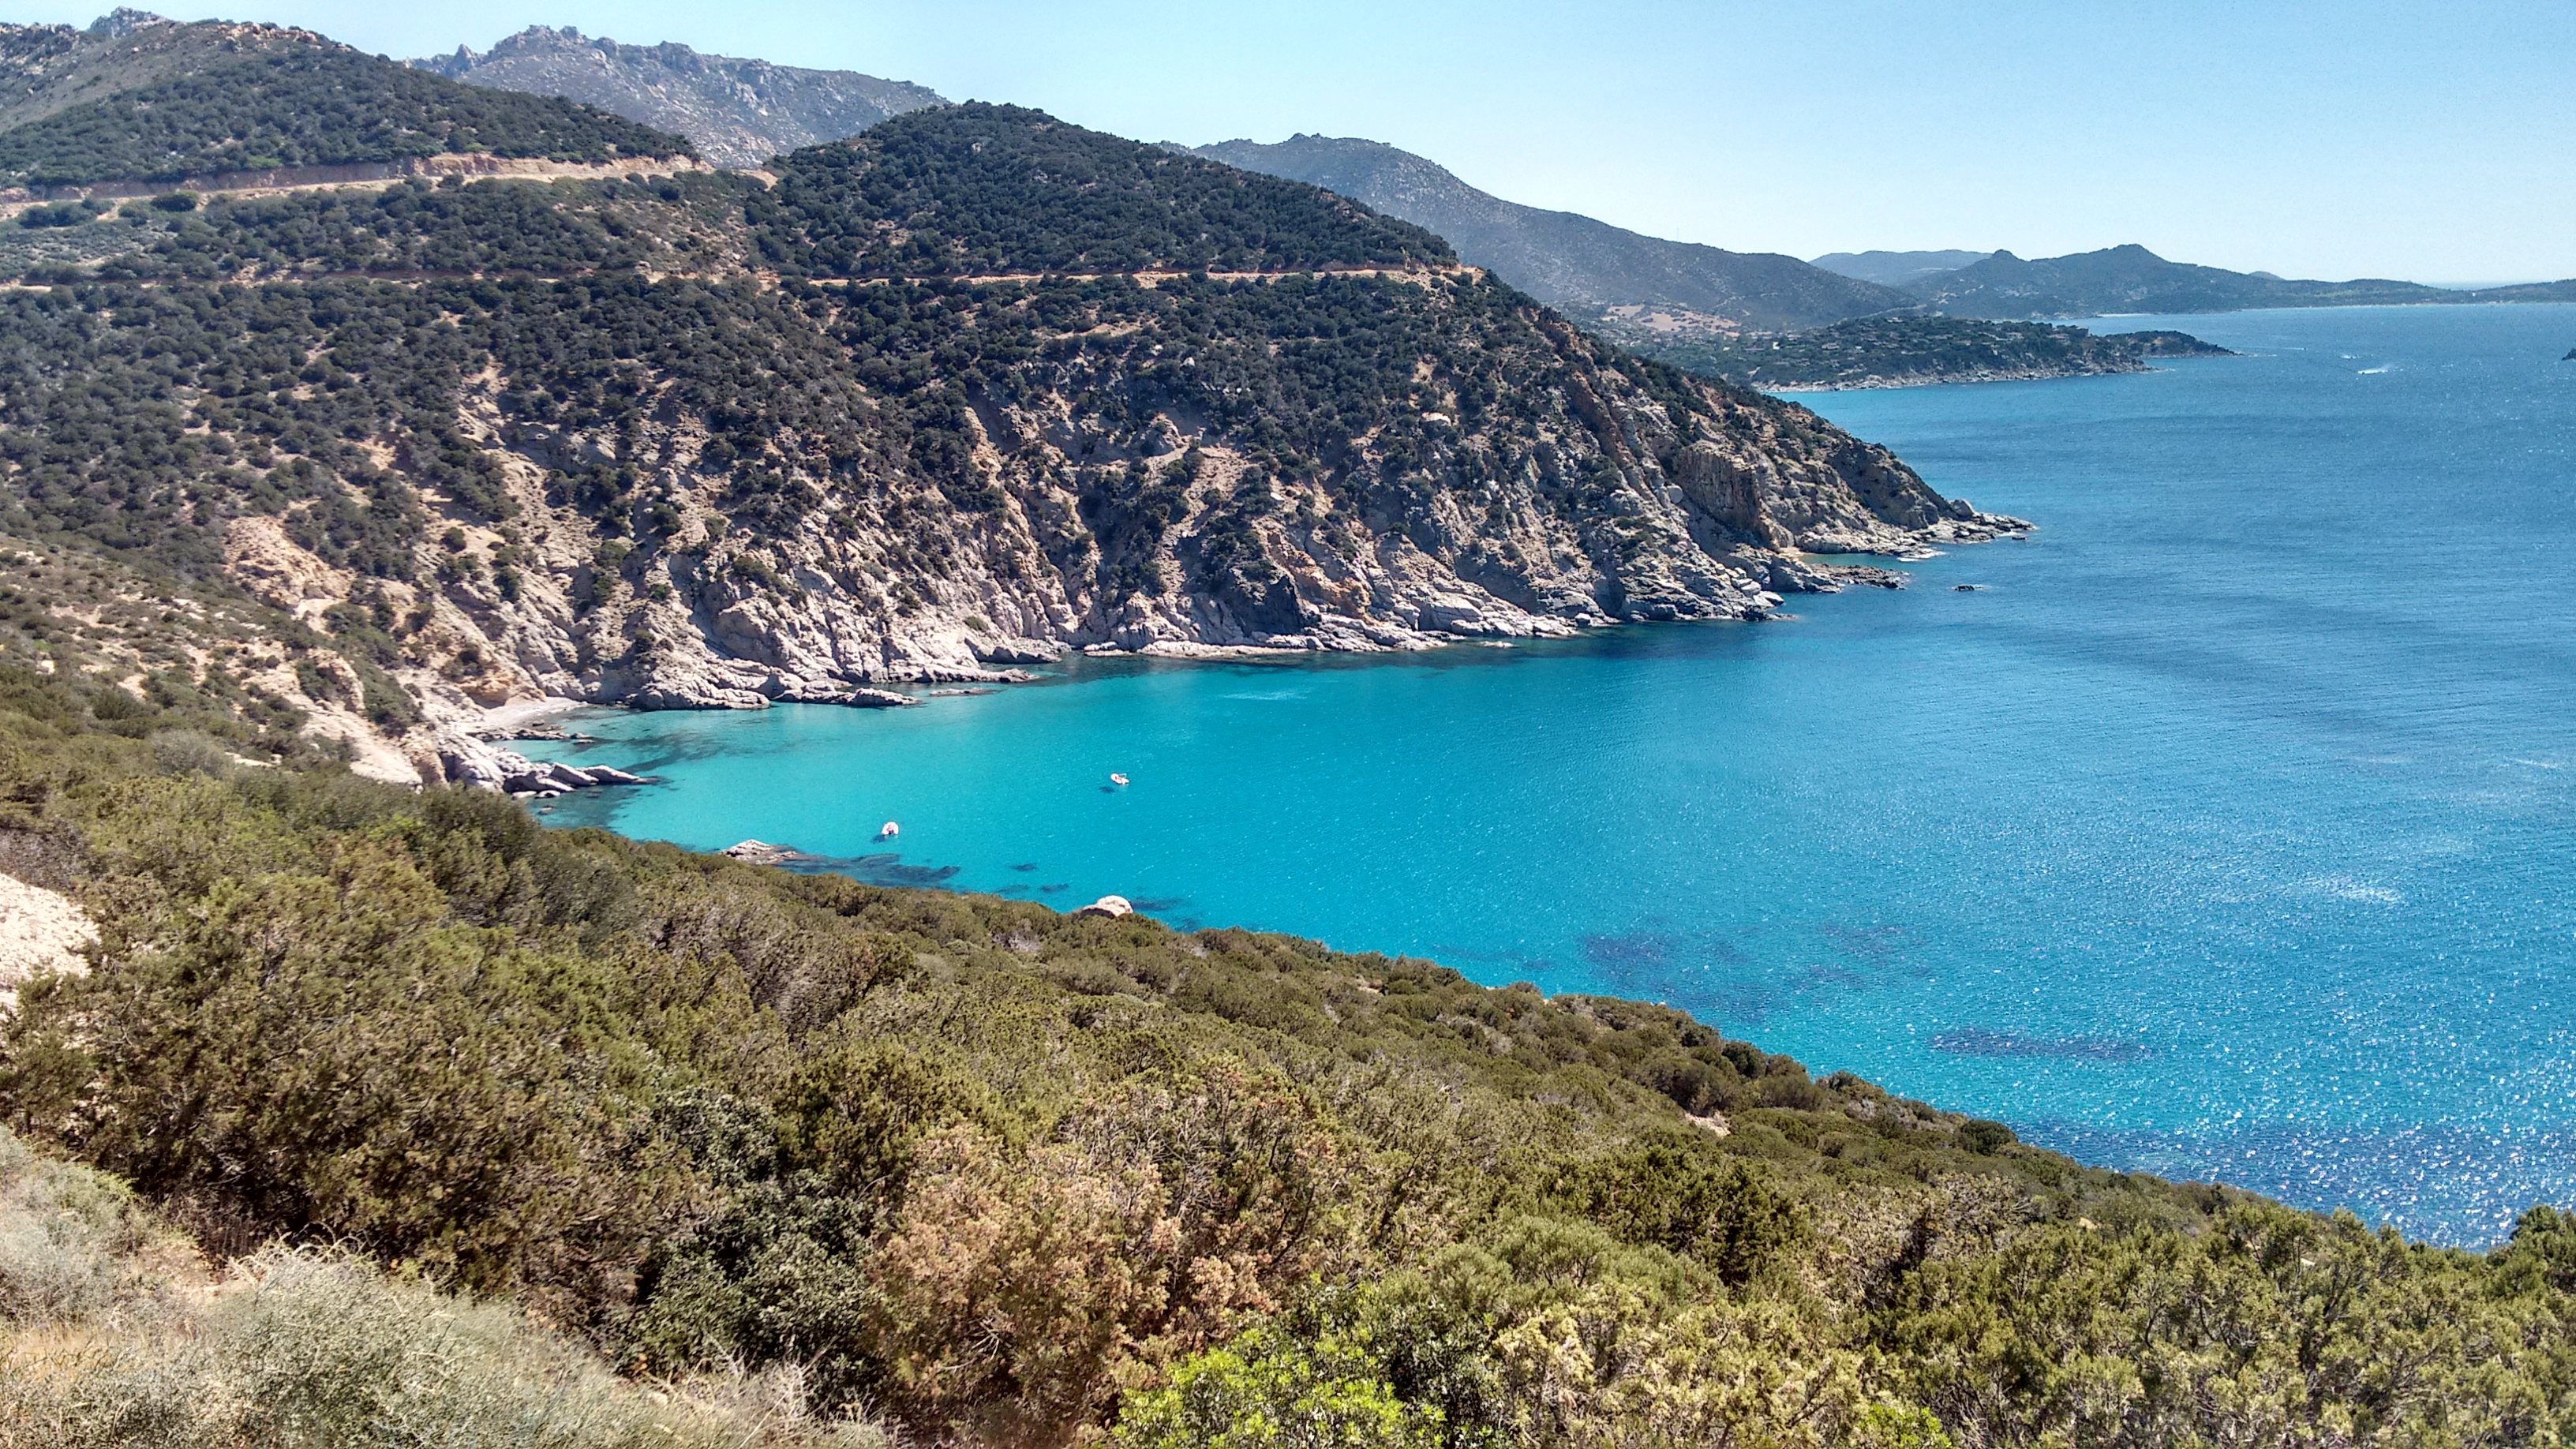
(512, 302, 2576, 1243)
(0, 98, 2027, 790)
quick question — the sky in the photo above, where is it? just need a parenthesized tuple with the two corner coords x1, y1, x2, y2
(24, 1, 2576, 282)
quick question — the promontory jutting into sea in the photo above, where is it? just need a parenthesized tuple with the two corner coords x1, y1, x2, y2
(0, 9, 2572, 1445)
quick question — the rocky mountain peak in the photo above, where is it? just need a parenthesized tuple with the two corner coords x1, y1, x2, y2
(85, 8, 170, 39)
(414, 25, 944, 168)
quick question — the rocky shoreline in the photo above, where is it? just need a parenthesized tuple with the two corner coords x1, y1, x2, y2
(413, 526, 2023, 795)
(1769, 361, 2151, 391)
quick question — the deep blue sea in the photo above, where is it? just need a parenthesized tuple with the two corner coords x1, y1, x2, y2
(530, 304, 2576, 1244)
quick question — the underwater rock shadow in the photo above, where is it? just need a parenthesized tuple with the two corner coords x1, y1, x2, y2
(784, 852, 961, 888)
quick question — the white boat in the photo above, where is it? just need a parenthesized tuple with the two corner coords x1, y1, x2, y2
(1109, 773, 1130, 788)
(878, 820, 900, 840)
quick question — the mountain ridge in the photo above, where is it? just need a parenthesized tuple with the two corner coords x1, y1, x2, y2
(1904, 242, 2462, 316)
(1810, 247, 1990, 287)
(1192, 133, 1914, 333)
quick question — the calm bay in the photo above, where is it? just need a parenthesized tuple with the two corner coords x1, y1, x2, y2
(530, 302, 2576, 1243)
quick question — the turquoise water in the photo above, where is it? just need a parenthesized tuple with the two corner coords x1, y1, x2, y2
(530, 304, 2576, 1244)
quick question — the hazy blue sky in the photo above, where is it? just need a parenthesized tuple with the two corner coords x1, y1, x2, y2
(28, 1, 2574, 281)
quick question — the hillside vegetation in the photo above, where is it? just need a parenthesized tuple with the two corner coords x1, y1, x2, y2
(763, 106, 1448, 277)
(0, 83, 2014, 778)
(0, 43, 691, 188)
(2, 672, 2575, 1445)
(0, 1123, 888, 1446)
(0, 9, 326, 133)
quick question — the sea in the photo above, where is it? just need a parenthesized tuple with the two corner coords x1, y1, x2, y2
(526, 303, 2576, 1245)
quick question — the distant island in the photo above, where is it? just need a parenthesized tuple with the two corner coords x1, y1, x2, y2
(1624, 316, 2234, 391)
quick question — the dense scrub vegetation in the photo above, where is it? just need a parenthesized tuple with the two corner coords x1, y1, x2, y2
(0, 47, 690, 187)
(0, 93, 1930, 755)
(0, 1126, 888, 1445)
(747, 103, 1451, 277)
(0, 98, 1862, 668)
(2, 673, 2574, 1445)
(0, 15, 332, 133)
(0, 193, 1764, 627)
(1625, 316, 2233, 390)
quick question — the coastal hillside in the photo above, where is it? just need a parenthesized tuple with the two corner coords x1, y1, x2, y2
(414, 25, 947, 170)
(0, 49, 2020, 785)
(0, 13, 692, 189)
(1192, 133, 1915, 331)
(4, 684, 2574, 1444)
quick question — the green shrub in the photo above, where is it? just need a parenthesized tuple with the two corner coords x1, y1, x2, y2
(1957, 1118, 2016, 1154)
(1115, 1324, 1443, 1449)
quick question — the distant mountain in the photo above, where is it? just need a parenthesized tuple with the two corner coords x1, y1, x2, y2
(1904, 244, 2464, 318)
(1192, 133, 1911, 332)
(1811, 249, 1991, 288)
(414, 26, 944, 169)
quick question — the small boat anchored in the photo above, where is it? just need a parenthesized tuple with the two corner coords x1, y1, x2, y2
(1108, 773, 1130, 788)
(877, 820, 900, 841)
